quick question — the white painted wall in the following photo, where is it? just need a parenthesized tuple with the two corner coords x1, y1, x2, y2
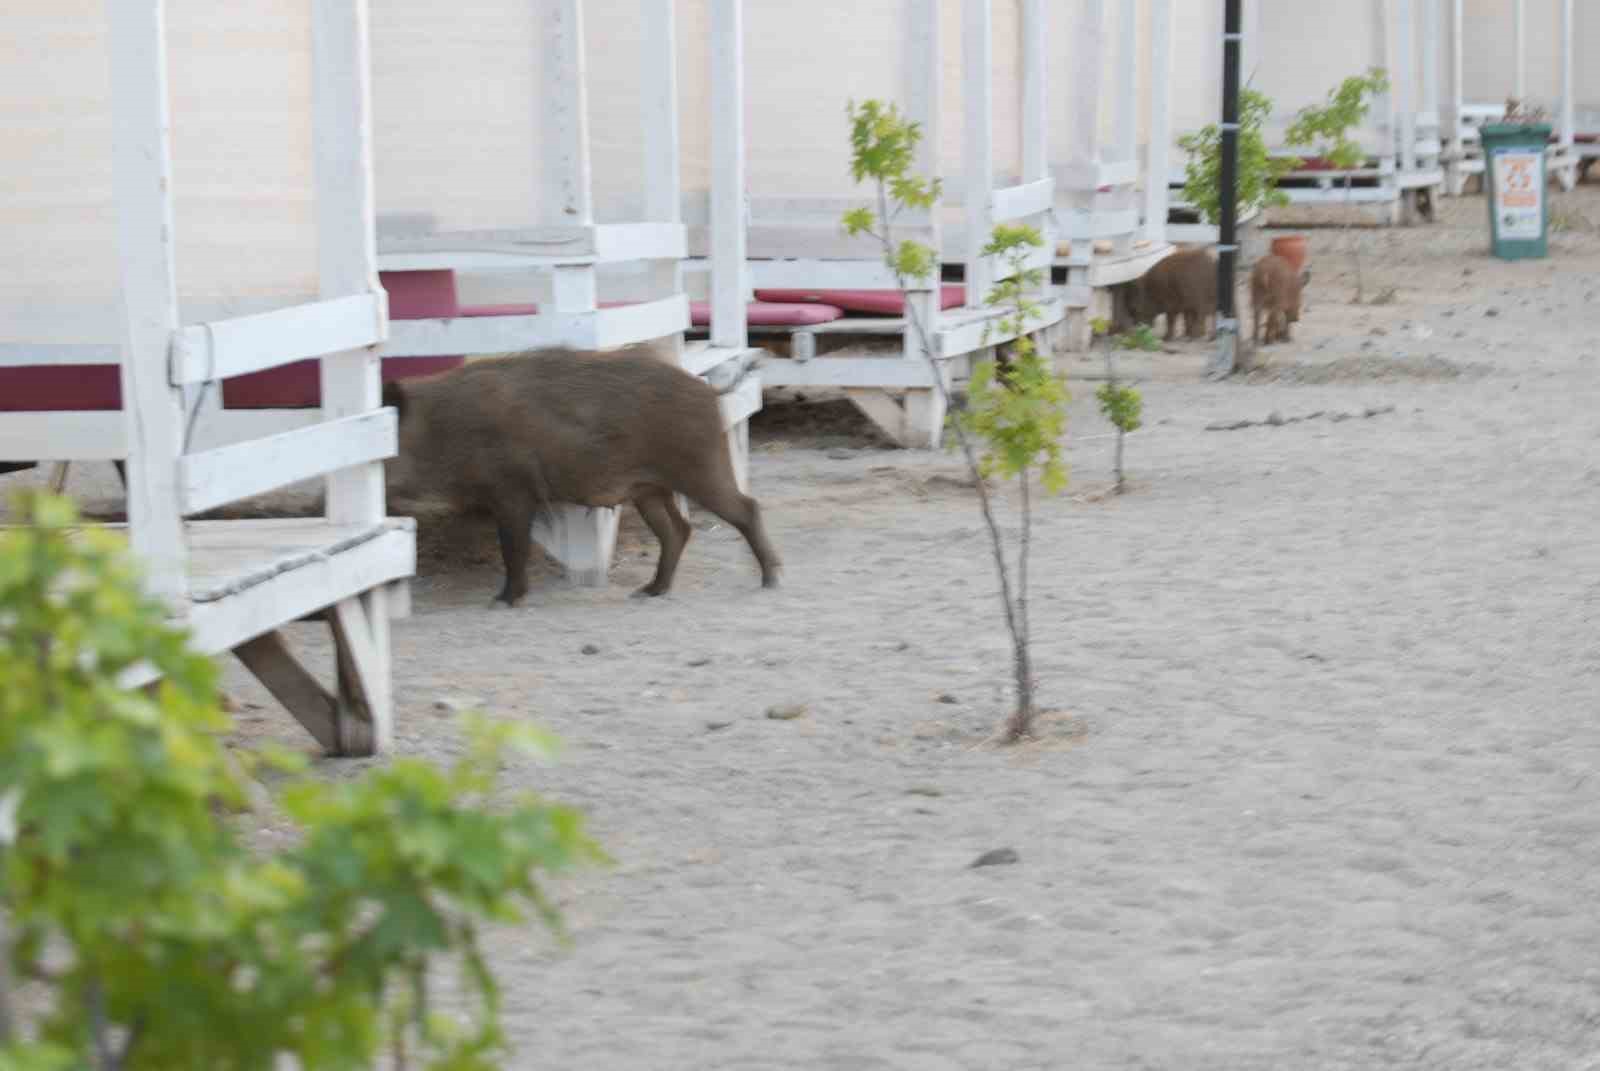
(1, 0, 320, 348)
(1458, 0, 1592, 109)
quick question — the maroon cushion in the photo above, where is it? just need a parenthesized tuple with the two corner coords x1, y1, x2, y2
(690, 300, 847, 327)
(0, 366, 123, 412)
(224, 270, 466, 409)
(752, 286, 965, 315)
(380, 269, 461, 319)
(460, 302, 541, 317)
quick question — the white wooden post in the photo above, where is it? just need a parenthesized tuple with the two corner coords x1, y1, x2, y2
(536, 0, 615, 586)
(963, 0, 994, 305)
(643, 0, 684, 360)
(1022, 0, 1048, 291)
(1396, 0, 1418, 174)
(1561, 0, 1575, 152)
(1144, 0, 1174, 242)
(1113, 0, 1138, 253)
(1448, 0, 1466, 192)
(709, 0, 748, 351)
(1421, 0, 1440, 136)
(900, 0, 947, 448)
(312, 0, 391, 750)
(1067, 0, 1104, 285)
(1513, 0, 1526, 103)
(1380, 0, 1401, 220)
(313, 0, 385, 528)
(107, 0, 188, 604)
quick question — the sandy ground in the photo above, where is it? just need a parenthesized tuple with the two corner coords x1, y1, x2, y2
(11, 187, 1600, 1069)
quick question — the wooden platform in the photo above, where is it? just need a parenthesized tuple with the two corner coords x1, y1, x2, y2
(58, 518, 418, 664)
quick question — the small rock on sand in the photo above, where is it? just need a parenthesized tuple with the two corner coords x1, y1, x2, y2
(970, 848, 1021, 869)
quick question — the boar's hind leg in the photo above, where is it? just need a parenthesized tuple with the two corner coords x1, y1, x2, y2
(490, 493, 535, 608)
(680, 467, 782, 590)
(631, 486, 692, 598)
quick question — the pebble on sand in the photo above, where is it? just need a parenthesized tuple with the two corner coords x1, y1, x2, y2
(970, 848, 1021, 869)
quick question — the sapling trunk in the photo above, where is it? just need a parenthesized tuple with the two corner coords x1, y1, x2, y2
(892, 288, 1037, 741)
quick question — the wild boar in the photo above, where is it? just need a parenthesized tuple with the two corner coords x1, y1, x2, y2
(382, 346, 781, 607)
(1250, 255, 1310, 345)
(1127, 248, 1218, 342)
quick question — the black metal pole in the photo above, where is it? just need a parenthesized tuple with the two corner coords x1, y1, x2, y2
(1212, 0, 1243, 377)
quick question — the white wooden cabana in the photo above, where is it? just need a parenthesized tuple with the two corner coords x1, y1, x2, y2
(675, 0, 1067, 450)
(1170, 0, 1444, 229)
(1050, 0, 1177, 330)
(1444, 0, 1580, 195)
(1255, 1, 1445, 224)
(350, 0, 762, 587)
(0, 1, 412, 756)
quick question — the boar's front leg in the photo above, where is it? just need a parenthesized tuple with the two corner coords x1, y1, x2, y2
(490, 492, 535, 608)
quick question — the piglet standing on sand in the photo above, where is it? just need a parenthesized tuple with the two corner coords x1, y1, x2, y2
(1249, 254, 1311, 345)
(383, 346, 782, 608)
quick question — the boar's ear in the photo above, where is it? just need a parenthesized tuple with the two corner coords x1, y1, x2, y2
(382, 379, 406, 419)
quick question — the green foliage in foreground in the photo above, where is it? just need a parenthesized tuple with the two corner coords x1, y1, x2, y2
(0, 491, 604, 1071)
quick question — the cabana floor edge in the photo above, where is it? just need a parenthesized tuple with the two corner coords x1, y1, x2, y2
(112, 519, 416, 757)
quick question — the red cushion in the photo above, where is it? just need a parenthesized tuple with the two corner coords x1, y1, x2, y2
(380, 269, 461, 319)
(460, 302, 540, 317)
(752, 285, 965, 315)
(0, 366, 122, 412)
(689, 300, 846, 327)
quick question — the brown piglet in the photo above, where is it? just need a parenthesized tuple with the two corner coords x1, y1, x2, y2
(1128, 248, 1218, 342)
(382, 346, 781, 607)
(1249, 254, 1310, 345)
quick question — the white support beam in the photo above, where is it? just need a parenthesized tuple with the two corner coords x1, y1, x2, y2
(1379, 0, 1400, 177)
(107, 0, 187, 604)
(642, 0, 685, 354)
(963, 0, 995, 304)
(1421, 0, 1441, 130)
(1145, 0, 1174, 242)
(312, 0, 386, 529)
(170, 293, 386, 386)
(991, 178, 1054, 222)
(710, 0, 748, 350)
(903, 0, 943, 373)
(1021, 0, 1048, 185)
(543, 0, 594, 226)
(180, 409, 396, 517)
(1113, 0, 1139, 253)
(1066, 0, 1106, 271)
(1513, 0, 1526, 102)
(376, 222, 687, 267)
(1396, 0, 1418, 172)
(0, 412, 128, 462)
(1560, 0, 1575, 150)
(746, 259, 906, 290)
(379, 295, 690, 357)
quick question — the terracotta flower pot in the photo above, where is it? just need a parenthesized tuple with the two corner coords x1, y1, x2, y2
(1270, 234, 1309, 274)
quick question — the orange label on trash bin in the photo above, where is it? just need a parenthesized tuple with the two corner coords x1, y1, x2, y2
(1492, 150, 1543, 241)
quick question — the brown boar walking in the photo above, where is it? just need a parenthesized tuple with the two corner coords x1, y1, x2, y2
(383, 347, 781, 607)
(1125, 248, 1218, 342)
(1249, 254, 1310, 345)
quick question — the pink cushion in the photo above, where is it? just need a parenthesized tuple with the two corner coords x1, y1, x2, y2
(0, 366, 122, 412)
(753, 285, 965, 315)
(689, 300, 846, 327)
(224, 269, 466, 410)
(461, 302, 540, 317)
(380, 269, 460, 319)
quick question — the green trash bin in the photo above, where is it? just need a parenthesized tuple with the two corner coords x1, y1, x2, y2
(1480, 122, 1551, 260)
